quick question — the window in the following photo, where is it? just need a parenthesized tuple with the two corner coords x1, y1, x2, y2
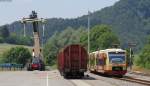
(108, 52, 125, 64)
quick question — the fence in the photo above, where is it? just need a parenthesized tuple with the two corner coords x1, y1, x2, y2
(0, 63, 23, 71)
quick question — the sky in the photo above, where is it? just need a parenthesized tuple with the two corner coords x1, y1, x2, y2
(0, 0, 119, 25)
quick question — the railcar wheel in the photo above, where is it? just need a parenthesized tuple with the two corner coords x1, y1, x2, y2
(64, 72, 68, 79)
(60, 71, 63, 76)
(80, 72, 84, 77)
(117, 75, 123, 78)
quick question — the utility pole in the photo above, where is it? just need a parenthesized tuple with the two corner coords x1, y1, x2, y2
(88, 11, 91, 55)
(87, 11, 91, 73)
(128, 42, 136, 71)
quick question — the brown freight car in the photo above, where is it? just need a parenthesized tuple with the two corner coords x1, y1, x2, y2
(58, 44, 88, 78)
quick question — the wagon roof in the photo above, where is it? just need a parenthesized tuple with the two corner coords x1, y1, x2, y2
(59, 44, 84, 52)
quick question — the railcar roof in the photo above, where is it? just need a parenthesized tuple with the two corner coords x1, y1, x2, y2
(90, 48, 126, 54)
(102, 48, 126, 52)
(90, 51, 99, 54)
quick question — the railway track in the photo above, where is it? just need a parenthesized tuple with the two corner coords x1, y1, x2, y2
(129, 71, 150, 77)
(115, 76, 150, 86)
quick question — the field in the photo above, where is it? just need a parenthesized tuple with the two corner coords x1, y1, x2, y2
(0, 43, 33, 60)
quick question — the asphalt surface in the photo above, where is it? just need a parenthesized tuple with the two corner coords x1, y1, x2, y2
(0, 70, 148, 86)
(0, 70, 113, 86)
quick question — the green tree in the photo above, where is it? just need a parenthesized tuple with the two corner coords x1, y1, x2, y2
(0, 37, 4, 43)
(97, 32, 120, 49)
(2, 47, 32, 66)
(137, 45, 150, 69)
(136, 35, 150, 69)
(43, 32, 59, 65)
(5, 33, 18, 44)
(3, 0, 150, 52)
(0, 25, 10, 39)
(5, 33, 33, 46)
(80, 24, 120, 52)
(17, 36, 33, 46)
(43, 27, 86, 65)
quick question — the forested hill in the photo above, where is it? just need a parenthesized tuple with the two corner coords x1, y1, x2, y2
(1, 0, 150, 50)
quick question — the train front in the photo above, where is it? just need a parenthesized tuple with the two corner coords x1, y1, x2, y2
(107, 49, 127, 76)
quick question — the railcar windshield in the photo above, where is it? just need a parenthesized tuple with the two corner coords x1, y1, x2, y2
(108, 52, 125, 64)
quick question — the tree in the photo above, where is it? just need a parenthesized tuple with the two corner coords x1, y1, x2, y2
(97, 32, 120, 49)
(43, 27, 86, 65)
(3, 0, 150, 52)
(5, 33, 33, 46)
(137, 45, 150, 69)
(17, 36, 33, 46)
(136, 35, 150, 69)
(5, 33, 18, 44)
(2, 47, 32, 66)
(0, 37, 4, 43)
(80, 24, 120, 52)
(43, 32, 59, 65)
(0, 25, 10, 39)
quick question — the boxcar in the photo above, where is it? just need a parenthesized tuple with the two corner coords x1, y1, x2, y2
(58, 44, 88, 78)
(89, 49, 127, 77)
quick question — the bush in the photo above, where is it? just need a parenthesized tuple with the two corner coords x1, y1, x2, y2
(136, 44, 150, 69)
(2, 46, 32, 66)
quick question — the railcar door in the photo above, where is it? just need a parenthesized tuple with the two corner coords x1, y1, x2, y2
(70, 45, 80, 71)
(97, 53, 107, 72)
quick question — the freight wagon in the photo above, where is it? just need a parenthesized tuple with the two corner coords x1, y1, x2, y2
(58, 44, 88, 78)
(89, 49, 127, 77)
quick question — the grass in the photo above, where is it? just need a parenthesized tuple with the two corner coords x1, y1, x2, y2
(50, 64, 57, 70)
(132, 54, 150, 74)
(132, 66, 150, 74)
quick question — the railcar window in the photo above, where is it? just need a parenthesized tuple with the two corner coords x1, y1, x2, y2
(108, 53, 125, 64)
(98, 59, 105, 65)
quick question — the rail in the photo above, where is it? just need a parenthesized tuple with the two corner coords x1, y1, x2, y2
(129, 71, 150, 76)
(114, 76, 150, 86)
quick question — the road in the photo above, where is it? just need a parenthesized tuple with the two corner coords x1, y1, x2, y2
(0, 70, 147, 86)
